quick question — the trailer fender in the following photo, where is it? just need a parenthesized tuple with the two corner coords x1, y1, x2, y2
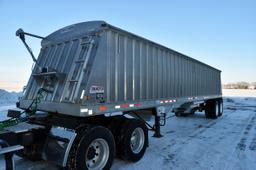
(42, 126, 77, 167)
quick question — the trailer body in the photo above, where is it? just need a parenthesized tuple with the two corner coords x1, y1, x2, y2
(19, 21, 221, 117)
(0, 21, 223, 170)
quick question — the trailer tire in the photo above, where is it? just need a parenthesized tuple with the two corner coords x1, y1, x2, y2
(118, 119, 148, 162)
(205, 100, 218, 119)
(67, 126, 115, 170)
(218, 99, 223, 116)
(107, 116, 126, 157)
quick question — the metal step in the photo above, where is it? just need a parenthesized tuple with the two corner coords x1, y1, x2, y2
(0, 145, 24, 155)
(4, 122, 45, 133)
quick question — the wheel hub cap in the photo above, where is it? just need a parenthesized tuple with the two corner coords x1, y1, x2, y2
(130, 127, 145, 154)
(85, 138, 109, 170)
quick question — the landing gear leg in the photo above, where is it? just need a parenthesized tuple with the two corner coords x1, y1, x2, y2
(153, 107, 164, 138)
(153, 115, 163, 138)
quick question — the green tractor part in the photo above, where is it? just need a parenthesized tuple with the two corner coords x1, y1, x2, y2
(0, 88, 48, 131)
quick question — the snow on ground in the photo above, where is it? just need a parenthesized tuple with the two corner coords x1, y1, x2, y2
(0, 89, 256, 170)
(223, 89, 256, 97)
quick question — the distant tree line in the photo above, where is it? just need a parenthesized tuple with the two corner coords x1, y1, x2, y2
(222, 82, 256, 89)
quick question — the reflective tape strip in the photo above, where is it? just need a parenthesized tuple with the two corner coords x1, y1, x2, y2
(88, 110, 93, 115)
(99, 106, 107, 111)
(81, 108, 88, 113)
(121, 104, 128, 108)
(135, 103, 141, 107)
(129, 104, 134, 107)
(115, 105, 121, 109)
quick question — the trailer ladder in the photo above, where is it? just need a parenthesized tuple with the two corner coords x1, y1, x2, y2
(61, 38, 94, 103)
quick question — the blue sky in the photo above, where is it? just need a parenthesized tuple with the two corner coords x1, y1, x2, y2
(0, 0, 255, 91)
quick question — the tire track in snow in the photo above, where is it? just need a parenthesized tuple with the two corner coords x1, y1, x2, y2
(159, 114, 231, 169)
(223, 111, 256, 170)
(236, 114, 256, 151)
(162, 107, 253, 170)
(249, 132, 256, 151)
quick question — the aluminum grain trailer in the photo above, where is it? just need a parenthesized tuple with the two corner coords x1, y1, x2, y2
(0, 21, 222, 170)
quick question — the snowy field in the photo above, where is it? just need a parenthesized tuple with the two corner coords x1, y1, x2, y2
(0, 89, 256, 170)
(223, 89, 256, 97)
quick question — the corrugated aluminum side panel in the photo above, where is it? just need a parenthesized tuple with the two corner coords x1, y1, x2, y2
(18, 21, 221, 117)
(22, 21, 221, 113)
(101, 29, 221, 103)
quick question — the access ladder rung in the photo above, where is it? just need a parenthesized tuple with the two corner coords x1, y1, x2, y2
(80, 41, 91, 45)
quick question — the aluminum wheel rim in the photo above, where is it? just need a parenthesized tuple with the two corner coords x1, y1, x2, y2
(220, 102, 223, 114)
(216, 102, 219, 116)
(85, 138, 109, 170)
(130, 127, 145, 154)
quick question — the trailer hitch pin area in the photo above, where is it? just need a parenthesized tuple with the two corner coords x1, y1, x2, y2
(0, 88, 49, 131)
(16, 28, 45, 63)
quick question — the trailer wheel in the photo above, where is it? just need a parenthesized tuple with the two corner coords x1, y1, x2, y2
(67, 126, 115, 170)
(118, 119, 148, 162)
(205, 101, 211, 118)
(218, 99, 223, 116)
(205, 100, 218, 119)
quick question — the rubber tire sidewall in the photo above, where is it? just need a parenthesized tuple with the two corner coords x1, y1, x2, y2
(75, 126, 115, 170)
(119, 119, 148, 162)
(205, 100, 218, 119)
(218, 99, 223, 116)
(212, 100, 218, 119)
(205, 101, 212, 118)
